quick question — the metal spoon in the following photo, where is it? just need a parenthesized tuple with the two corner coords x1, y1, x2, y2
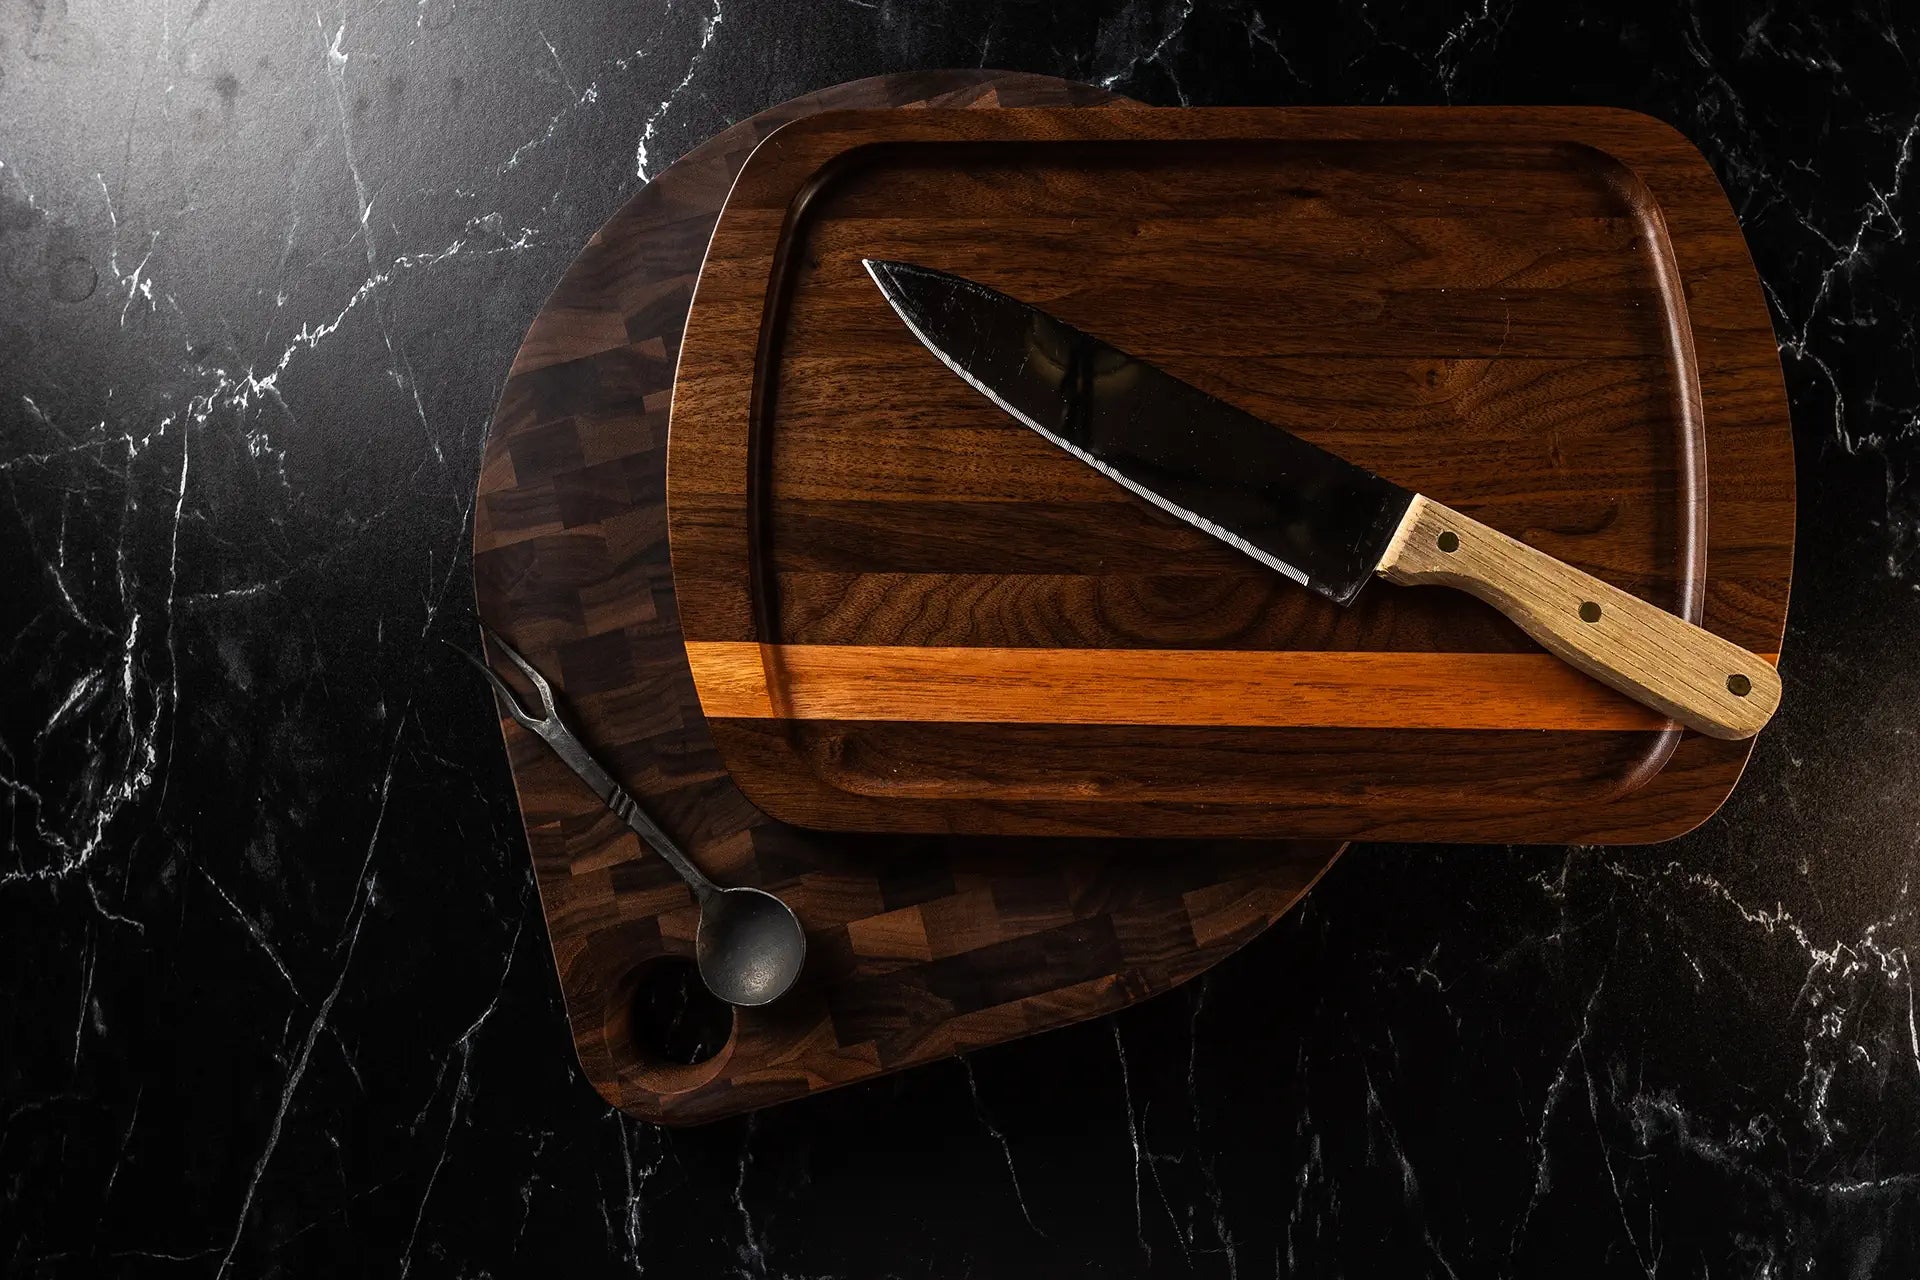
(459, 626, 805, 1007)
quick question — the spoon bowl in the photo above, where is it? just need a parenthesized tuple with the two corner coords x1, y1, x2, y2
(696, 887, 807, 1007)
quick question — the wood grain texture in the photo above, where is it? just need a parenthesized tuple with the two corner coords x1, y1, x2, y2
(472, 73, 1344, 1127)
(1378, 496, 1781, 738)
(685, 641, 1777, 731)
(668, 106, 1797, 842)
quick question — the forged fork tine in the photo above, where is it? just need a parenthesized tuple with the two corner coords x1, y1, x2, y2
(450, 627, 558, 732)
(450, 642, 545, 732)
(480, 624, 557, 717)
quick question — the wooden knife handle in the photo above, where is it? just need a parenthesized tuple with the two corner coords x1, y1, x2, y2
(1377, 495, 1780, 740)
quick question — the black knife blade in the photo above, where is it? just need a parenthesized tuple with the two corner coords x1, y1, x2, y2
(862, 257, 1414, 606)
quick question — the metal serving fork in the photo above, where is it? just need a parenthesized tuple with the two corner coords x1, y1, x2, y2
(459, 625, 805, 1007)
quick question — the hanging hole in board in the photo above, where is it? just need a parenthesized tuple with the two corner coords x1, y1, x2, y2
(1579, 602, 1602, 623)
(1727, 673, 1752, 697)
(1436, 531, 1459, 553)
(628, 956, 734, 1067)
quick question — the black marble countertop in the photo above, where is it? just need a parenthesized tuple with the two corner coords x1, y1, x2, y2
(5, 1, 1918, 1275)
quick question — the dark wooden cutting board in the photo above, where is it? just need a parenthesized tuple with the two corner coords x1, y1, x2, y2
(668, 106, 1795, 842)
(472, 73, 1343, 1126)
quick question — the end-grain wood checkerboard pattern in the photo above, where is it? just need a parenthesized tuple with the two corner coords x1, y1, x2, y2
(471, 71, 1344, 1125)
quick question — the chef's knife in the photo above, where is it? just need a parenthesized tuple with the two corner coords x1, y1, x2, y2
(862, 259, 1780, 740)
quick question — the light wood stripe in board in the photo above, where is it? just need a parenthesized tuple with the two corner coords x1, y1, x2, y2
(684, 643, 1782, 732)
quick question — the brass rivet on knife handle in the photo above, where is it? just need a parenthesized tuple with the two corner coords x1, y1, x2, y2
(1376, 496, 1781, 740)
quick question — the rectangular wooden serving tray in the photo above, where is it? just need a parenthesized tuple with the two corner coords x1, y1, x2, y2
(666, 107, 1795, 842)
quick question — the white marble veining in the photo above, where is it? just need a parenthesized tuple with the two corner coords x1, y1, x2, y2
(2, 0, 1917, 1274)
